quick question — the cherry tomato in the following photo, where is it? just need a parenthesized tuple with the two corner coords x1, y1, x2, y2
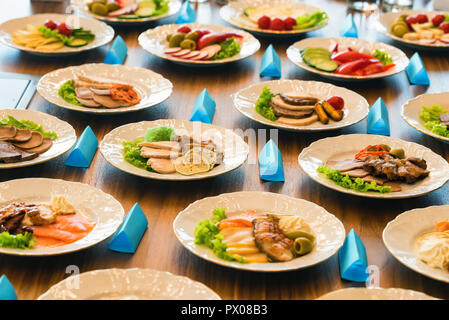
(257, 15, 271, 30)
(44, 19, 58, 30)
(415, 13, 429, 24)
(439, 22, 449, 33)
(270, 18, 285, 31)
(283, 17, 297, 31)
(326, 96, 345, 110)
(405, 15, 418, 28)
(432, 14, 445, 27)
(177, 25, 192, 34)
(57, 22, 72, 36)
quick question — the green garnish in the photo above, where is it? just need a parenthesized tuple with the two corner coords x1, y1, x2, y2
(123, 126, 176, 171)
(58, 80, 83, 107)
(255, 87, 277, 121)
(317, 166, 391, 193)
(419, 105, 449, 138)
(194, 207, 246, 263)
(0, 115, 57, 140)
(294, 11, 328, 30)
(373, 49, 393, 66)
(123, 139, 152, 171)
(144, 126, 176, 142)
(0, 232, 36, 249)
(213, 38, 241, 60)
(152, 0, 169, 16)
(38, 26, 95, 45)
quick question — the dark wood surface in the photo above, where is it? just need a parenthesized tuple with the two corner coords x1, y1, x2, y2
(0, 0, 448, 300)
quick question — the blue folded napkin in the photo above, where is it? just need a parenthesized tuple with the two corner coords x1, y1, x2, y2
(65, 126, 98, 168)
(108, 203, 148, 253)
(104, 36, 128, 65)
(367, 97, 390, 136)
(340, 14, 358, 38)
(258, 139, 285, 182)
(176, 1, 196, 24)
(260, 44, 281, 78)
(338, 229, 369, 282)
(0, 275, 17, 300)
(190, 89, 216, 124)
(406, 52, 430, 85)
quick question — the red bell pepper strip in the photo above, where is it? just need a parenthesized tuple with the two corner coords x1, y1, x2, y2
(332, 50, 377, 63)
(359, 63, 396, 76)
(335, 58, 377, 75)
(197, 32, 243, 50)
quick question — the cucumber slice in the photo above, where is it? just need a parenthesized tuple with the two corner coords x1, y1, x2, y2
(117, 14, 140, 19)
(66, 38, 88, 47)
(135, 6, 154, 17)
(314, 60, 339, 72)
(301, 47, 331, 58)
(303, 52, 331, 63)
(138, 1, 156, 8)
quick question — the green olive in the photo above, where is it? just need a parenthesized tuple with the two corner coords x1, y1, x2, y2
(91, 2, 108, 16)
(391, 22, 409, 37)
(185, 31, 199, 42)
(166, 33, 173, 42)
(180, 39, 196, 50)
(169, 33, 185, 48)
(382, 144, 391, 152)
(390, 148, 405, 159)
(87, 2, 94, 10)
(106, 2, 119, 12)
(293, 237, 314, 256)
(284, 230, 316, 243)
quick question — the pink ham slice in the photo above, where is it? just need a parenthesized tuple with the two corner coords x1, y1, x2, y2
(200, 44, 222, 60)
(182, 51, 201, 59)
(172, 49, 191, 57)
(108, 3, 138, 17)
(164, 47, 182, 54)
(191, 52, 209, 61)
(325, 159, 365, 172)
(341, 168, 370, 178)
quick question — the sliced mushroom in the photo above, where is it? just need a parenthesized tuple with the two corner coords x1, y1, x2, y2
(26, 138, 53, 154)
(8, 128, 32, 142)
(92, 94, 130, 108)
(0, 126, 17, 140)
(147, 158, 176, 174)
(13, 131, 43, 149)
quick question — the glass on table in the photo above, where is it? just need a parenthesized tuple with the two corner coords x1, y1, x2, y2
(381, 0, 414, 12)
(347, 0, 379, 12)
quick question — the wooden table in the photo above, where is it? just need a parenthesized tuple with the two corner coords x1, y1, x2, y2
(0, 0, 448, 300)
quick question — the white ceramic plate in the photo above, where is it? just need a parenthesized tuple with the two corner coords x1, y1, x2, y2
(0, 13, 114, 56)
(99, 119, 249, 181)
(138, 23, 260, 66)
(377, 10, 449, 50)
(173, 191, 345, 272)
(383, 205, 449, 283)
(318, 287, 438, 300)
(0, 178, 124, 256)
(38, 268, 220, 300)
(401, 92, 449, 144)
(79, 0, 182, 25)
(219, 0, 328, 37)
(0, 109, 76, 169)
(37, 63, 173, 114)
(233, 80, 369, 132)
(286, 37, 409, 81)
(298, 134, 449, 199)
